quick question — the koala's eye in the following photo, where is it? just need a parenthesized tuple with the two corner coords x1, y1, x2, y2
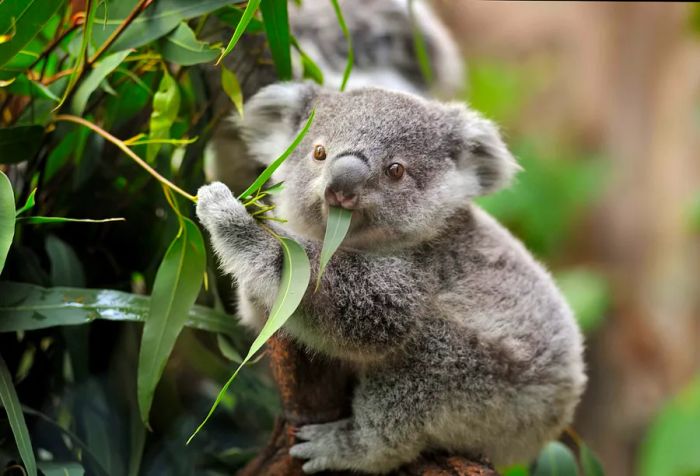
(386, 163, 405, 180)
(313, 144, 326, 161)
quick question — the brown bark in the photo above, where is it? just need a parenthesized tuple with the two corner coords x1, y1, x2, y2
(238, 336, 498, 476)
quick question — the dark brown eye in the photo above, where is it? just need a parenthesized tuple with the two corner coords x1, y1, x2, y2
(386, 163, 405, 180)
(313, 144, 326, 161)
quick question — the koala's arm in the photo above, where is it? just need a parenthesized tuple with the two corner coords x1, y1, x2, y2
(197, 183, 423, 356)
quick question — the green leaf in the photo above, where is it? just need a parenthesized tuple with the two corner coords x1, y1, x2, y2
(580, 444, 605, 476)
(216, 0, 261, 65)
(91, 0, 243, 53)
(260, 0, 292, 80)
(221, 66, 244, 117)
(291, 36, 323, 85)
(45, 234, 86, 287)
(408, 0, 433, 85)
(501, 465, 529, 476)
(38, 462, 85, 476)
(215, 6, 265, 33)
(532, 442, 579, 476)
(328, 0, 353, 91)
(0, 354, 37, 476)
(188, 236, 310, 443)
(147, 71, 181, 162)
(640, 375, 700, 476)
(0, 0, 66, 68)
(159, 22, 219, 66)
(316, 206, 352, 288)
(137, 217, 205, 425)
(0, 171, 14, 274)
(0, 281, 237, 336)
(56, 0, 98, 111)
(0, 125, 44, 164)
(238, 109, 314, 200)
(3, 74, 60, 102)
(18, 216, 125, 224)
(15, 188, 36, 216)
(22, 406, 109, 476)
(72, 49, 131, 116)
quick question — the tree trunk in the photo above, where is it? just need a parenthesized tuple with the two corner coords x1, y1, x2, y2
(238, 336, 499, 476)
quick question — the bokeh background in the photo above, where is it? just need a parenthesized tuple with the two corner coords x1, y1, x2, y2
(432, 3, 700, 475)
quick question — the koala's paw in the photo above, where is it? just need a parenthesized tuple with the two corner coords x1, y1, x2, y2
(196, 182, 247, 230)
(290, 419, 366, 474)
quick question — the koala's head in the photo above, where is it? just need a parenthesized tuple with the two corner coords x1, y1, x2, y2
(237, 82, 518, 248)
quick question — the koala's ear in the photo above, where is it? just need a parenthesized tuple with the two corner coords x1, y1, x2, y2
(451, 106, 520, 196)
(236, 81, 319, 164)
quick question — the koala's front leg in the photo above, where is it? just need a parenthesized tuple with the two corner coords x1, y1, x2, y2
(196, 182, 282, 309)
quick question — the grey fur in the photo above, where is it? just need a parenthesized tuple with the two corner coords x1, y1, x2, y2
(206, 0, 464, 194)
(197, 83, 586, 474)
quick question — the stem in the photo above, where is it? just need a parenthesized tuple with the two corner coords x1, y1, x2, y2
(88, 0, 153, 66)
(54, 114, 197, 203)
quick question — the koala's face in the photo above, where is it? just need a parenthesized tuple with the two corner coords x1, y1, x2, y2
(237, 83, 518, 248)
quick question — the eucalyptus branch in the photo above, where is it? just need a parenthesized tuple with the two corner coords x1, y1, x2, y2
(54, 114, 197, 203)
(88, 0, 153, 66)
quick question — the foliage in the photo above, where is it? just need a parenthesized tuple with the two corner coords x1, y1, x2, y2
(639, 375, 700, 476)
(0, 2, 608, 475)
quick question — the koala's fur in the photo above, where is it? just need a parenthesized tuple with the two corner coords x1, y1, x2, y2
(206, 0, 464, 195)
(196, 83, 587, 474)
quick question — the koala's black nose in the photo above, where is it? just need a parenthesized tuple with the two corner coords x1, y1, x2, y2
(325, 154, 369, 209)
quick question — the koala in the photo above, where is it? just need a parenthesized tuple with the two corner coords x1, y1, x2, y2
(196, 82, 587, 474)
(206, 0, 464, 195)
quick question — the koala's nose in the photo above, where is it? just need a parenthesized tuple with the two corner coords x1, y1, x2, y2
(325, 154, 369, 209)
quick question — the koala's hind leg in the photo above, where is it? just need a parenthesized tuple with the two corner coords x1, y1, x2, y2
(290, 376, 426, 474)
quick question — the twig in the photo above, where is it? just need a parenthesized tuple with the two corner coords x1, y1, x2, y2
(88, 0, 153, 66)
(54, 114, 197, 203)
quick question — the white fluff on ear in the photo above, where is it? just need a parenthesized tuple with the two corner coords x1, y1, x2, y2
(236, 82, 317, 165)
(456, 108, 521, 196)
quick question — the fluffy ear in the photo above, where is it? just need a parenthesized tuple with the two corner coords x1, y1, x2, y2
(452, 106, 520, 196)
(236, 81, 319, 164)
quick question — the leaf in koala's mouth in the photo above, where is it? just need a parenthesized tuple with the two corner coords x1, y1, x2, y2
(316, 207, 353, 290)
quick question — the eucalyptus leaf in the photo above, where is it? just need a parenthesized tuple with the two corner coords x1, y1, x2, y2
(137, 218, 206, 425)
(38, 462, 85, 476)
(92, 0, 245, 53)
(292, 37, 323, 85)
(188, 236, 310, 443)
(639, 376, 700, 476)
(0, 0, 65, 68)
(329, 0, 353, 91)
(580, 444, 605, 476)
(260, 0, 292, 80)
(159, 22, 219, 66)
(532, 441, 579, 476)
(0, 125, 44, 164)
(18, 216, 125, 224)
(0, 171, 15, 274)
(45, 234, 86, 287)
(238, 109, 314, 200)
(317, 206, 352, 288)
(15, 188, 36, 217)
(72, 50, 132, 116)
(408, 0, 433, 85)
(0, 354, 37, 476)
(0, 282, 237, 336)
(147, 71, 181, 162)
(4, 74, 60, 102)
(221, 66, 244, 116)
(217, 0, 261, 64)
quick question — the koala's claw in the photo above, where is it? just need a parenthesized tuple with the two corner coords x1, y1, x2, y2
(290, 419, 355, 474)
